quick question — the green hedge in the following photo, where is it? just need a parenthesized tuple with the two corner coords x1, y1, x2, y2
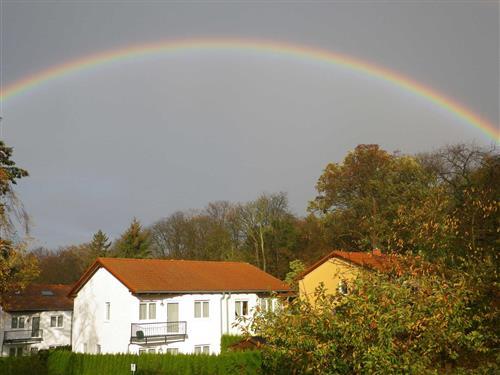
(0, 350, 261, 375)
(0, 353, 48, 375)
(220, 334, 244, 353)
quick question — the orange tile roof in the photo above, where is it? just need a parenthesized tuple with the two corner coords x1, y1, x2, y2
(69, 258, 291, 297)
(1, 284, 73, 312)
(298, 249, 395, 279)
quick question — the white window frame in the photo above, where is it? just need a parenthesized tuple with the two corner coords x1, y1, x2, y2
(259, 298, 274, 312)
(50, 315, 64, 328)
(194, 345, 210, 354)
(105, 302, 111, 321)
(148, 303, 156, 319)
(235, 300, 249, 317)
(139, 302, 157, 320)
(194, 300, 209, 318)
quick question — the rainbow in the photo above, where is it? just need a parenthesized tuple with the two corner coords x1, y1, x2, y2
(1, 38, 498, 141)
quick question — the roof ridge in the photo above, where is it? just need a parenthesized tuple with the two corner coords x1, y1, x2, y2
(99, 257, 253, 265)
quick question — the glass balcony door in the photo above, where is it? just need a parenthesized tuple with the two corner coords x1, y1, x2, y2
(166, 303, 179, 333)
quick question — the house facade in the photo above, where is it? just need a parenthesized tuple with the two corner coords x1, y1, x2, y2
(69, 258, 290, 355)
(0, 284, 73, 356)
(298, 249, 390, 302)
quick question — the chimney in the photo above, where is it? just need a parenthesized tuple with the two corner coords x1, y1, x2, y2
(372, 249, 382, 256)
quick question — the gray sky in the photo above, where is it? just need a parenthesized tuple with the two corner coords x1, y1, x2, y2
(1, 1, 498, 248)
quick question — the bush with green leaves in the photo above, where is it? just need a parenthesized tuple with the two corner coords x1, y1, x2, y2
(248, 256, 499, 374)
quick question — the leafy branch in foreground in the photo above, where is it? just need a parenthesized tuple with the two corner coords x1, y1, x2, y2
(248, 256, 499, 374)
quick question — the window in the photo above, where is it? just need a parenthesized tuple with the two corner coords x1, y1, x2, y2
(235, 301, 248, 317)
(194, 345, 209, 354)
(259, 298, 273, 312)
(83, 343, 88, 353)
(139, 303, 147, 320)
(105, 302, 111, 321)
(30, 347, 39, 354)
(338, 280, 349, 295)
(51, 315, 63, 328)
(139, 303, 157, 320)
(9, 347, 24, 356)
(148, 303, 156, 319)
(138, 349, 146, 355)
(41, 290, 54, 296)
(96, 345, 101, 354)
(12, 316, 25, 328)
(148, 348, 156, 354)
(194, 301, 209, 318)
(166, 348, 179, 354)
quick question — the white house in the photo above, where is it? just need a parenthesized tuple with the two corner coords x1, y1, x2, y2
(0, 284, 73, 356)
(69, 258, 291, 355)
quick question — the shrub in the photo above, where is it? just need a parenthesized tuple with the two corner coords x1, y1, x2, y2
(249, 256, 499, 374)
(221, 334, 244, 353)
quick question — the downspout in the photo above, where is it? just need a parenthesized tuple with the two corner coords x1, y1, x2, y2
(219, 293, 225, 337)
(225, 293, 231, 334)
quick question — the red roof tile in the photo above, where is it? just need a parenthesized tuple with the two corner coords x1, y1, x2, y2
(69, 258, 291, 297)
(1, 284, 73, 312)
(299, 249, 395, 279)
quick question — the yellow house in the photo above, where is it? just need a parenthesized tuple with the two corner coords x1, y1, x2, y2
(298, 249, 389, 302)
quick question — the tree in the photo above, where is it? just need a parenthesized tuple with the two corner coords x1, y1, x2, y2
(33, 244, 91, 284)
(309, 144, 434, 252)
(238, 192, 292, 272)
(113, 218, 151, 258)
(0, 239, 39, 295)
(0, 140, 29, 237)
(249, 257, 499, 374)
(88, 229, 111, 258)
(284, 259, 306, 290)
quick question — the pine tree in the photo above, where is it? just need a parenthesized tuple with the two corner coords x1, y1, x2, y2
(88, 230, 111, 258)
(114, 218, 151, 258)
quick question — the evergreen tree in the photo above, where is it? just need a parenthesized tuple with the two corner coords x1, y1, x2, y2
(88, 230, 111, 258)
(114, 218, 151, 258)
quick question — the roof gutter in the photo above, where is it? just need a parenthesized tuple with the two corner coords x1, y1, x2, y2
(133, 289, 290, 294)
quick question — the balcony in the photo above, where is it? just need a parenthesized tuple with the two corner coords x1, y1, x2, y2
(3, 330, 43, 343)
(130, 321, 187, 344)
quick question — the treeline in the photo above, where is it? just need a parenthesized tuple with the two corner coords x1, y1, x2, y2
(33, 195, 325, 282)
(32, 143, 498, 284)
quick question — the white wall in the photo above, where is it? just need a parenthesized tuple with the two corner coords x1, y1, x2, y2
(0, 308, 72, 356)
(128, 292, 260, 355)
(72, 267, 273, 355)
(72, 267, 136, 354)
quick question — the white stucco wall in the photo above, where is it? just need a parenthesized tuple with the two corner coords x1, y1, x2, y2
(72, 267, 270, 355)
(72, 267, 136, 354)
(0, 307, 72, 356)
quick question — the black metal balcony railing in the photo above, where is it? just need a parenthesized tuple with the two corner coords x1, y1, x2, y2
(130, 322, 187, 344)
(3, 330, 43, 343)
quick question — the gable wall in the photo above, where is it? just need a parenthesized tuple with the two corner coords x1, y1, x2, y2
(299, 258, 359, 302)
